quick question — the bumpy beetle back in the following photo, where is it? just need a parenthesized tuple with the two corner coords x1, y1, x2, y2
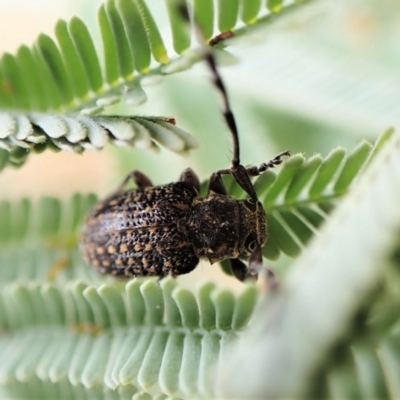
(80, 182, 199, 277)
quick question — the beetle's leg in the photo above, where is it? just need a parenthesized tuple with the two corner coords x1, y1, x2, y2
(246, 150, 291, 176)
(98, 171, 153, 205)
(213, 165, 258, 200)
(115, 170, 154, 192)
(230, 258, 257, 281)
(248, 245, 279, 290)
(213, 151, 290, 200)
(179, 168, 201, 193)
(208, 172, 228, 195)
(133, 171, 154, 189)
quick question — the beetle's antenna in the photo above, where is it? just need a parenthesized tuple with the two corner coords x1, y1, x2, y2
(178, 5, 241, 169)
(203, 52, 240, 168)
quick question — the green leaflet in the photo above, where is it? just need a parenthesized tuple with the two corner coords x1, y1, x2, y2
(106, 0, 135, 78)
(98, 5, 122, 86)
(134, 0, 169, 65)
(165, 0, 191, 55)
(267, 0, 284, 12)
(69, 17, 103, 94)
(117, 0, 151, 74)
(55, 20, 90, 101)
(241, 0, 262, 24)
(36, 34, 75, 107)
(217, 0, 239, 32)
(193, 0, 215, 40)
(1, 53, 29, 110)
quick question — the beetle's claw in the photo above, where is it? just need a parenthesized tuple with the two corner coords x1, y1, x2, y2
(262, 267, 279, 291)
(248, 245, 279, 290)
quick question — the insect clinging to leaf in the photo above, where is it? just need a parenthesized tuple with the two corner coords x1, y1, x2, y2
(80, 11, 290, 282)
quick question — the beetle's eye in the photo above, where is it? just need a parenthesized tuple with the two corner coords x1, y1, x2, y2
(248, 240, 257, 252)
(244, 199, 257, 211)
(245, 232, 258, 252)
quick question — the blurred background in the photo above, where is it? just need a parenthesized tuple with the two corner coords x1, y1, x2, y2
(0, 0, 399, 287)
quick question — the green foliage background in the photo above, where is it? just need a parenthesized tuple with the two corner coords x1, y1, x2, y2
(1, 0, 400, 399)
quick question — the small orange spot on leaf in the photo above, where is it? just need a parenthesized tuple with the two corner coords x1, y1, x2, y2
(71, 323, 102, 335)
(47, 256, 71, 280)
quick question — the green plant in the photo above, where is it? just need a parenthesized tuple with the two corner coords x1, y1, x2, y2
(0, 0, 399, 399)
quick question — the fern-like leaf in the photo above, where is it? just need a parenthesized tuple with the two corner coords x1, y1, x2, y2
(0, 113, 198, 170)
(0, 277, 257, 398)
(0, 0, 306, 113)
(0, 0, 310, 170)
(218, 129, 393, 270)
(220, 128, 400, 399)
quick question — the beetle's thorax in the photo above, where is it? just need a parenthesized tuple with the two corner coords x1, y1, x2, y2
(181, 193, 267, 264)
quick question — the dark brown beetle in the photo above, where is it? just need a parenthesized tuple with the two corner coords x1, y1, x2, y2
(80, 49, 289, 282)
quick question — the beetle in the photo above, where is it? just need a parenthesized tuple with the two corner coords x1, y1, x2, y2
(80, 49, 289, 282)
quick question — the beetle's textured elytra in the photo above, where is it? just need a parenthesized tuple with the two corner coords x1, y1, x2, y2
(80, 11, 290, 282)
(81, 180, 200, 277)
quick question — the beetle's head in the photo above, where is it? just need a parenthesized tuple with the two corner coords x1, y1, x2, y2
(183, 194, 267, 264)
(236, 198, 267, 259)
